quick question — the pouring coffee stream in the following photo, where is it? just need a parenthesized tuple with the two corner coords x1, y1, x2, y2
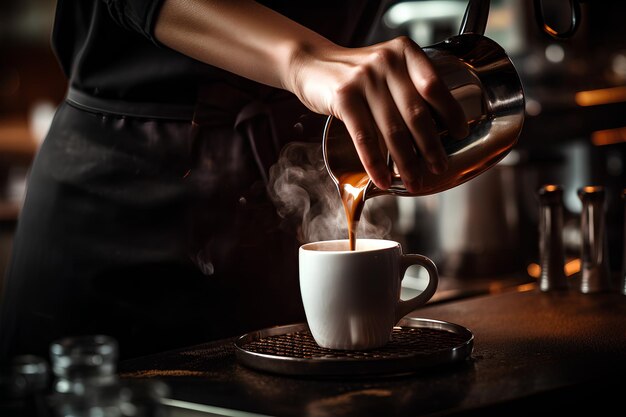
(324, 0, 525, 251)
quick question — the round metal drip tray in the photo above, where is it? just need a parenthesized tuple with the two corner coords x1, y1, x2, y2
(234, 317, 473, 377)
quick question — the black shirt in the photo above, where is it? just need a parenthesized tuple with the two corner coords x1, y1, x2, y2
(52, 0, 383, 111)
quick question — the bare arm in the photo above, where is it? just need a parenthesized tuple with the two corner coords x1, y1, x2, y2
(155, 0, 468, 192)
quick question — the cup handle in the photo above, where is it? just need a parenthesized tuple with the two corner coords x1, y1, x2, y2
(395, 254, 439, 322)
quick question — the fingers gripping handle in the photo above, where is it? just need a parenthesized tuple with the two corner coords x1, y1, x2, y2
(395, 254, 439, 322)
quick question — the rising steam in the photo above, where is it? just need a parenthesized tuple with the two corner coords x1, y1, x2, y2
(268, 141, 393, 244)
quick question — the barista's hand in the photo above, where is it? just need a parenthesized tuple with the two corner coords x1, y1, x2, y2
(155, 0, 468, 192)
(287, 37, 469, 192)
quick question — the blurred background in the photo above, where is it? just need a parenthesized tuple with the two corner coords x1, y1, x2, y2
(0, 0, 65, 280)
(372, 0, 626, 295)
(0, 0, 625, 295)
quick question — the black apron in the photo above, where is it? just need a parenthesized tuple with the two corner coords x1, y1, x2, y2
(0, 0, 386, 362)
(0, 81, 326, 360)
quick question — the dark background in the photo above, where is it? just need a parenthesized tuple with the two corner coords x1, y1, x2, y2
(0, 0, 624, 293)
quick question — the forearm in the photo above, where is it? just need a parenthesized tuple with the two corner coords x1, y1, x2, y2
(154, 0, 335, 92)
(154, 0, 468, 192)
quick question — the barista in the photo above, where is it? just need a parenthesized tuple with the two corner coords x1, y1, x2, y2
(0, 0, 467, 360)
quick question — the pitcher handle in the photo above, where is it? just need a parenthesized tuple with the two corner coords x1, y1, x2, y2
(533, 0, 583, 40)
(459, 0, 491, 36)
(395, 254, 439, 322)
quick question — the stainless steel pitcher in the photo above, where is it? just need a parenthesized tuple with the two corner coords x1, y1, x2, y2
(322, 0, 525, 199)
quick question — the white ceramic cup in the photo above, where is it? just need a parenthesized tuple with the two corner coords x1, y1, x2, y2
(299, 239, 439, 350)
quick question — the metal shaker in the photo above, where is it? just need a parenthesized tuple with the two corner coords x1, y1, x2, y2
(619, 188, 626, 295)
(538, 185, 569, 291)
(577, 186, 612, 293)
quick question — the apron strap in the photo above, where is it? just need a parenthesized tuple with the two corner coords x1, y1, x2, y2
(234, 100, 280, 185)
(192, 82, 324, 186)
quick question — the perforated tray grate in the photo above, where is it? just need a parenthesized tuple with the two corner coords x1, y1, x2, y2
(235, 317, 473, 377)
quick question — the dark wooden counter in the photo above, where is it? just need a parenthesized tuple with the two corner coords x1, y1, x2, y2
(119, 287, 626, 416)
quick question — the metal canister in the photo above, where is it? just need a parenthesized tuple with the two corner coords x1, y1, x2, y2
(619, 188, 626, 295)
(577, 186, 612, 293)
(538, 184, 569, 291)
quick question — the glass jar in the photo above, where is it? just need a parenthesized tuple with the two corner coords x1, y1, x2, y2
(49, 335, 121, 417)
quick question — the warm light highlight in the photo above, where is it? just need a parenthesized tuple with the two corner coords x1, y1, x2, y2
(544, 185, 559, 192)
(526, 258, 581, 279)
(581, 186, 601, 194)
(591, 126, 626, 146)
(564, 258, 581, 276)
(575, 86, 626, 106)
(527, 263, 541, 278)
